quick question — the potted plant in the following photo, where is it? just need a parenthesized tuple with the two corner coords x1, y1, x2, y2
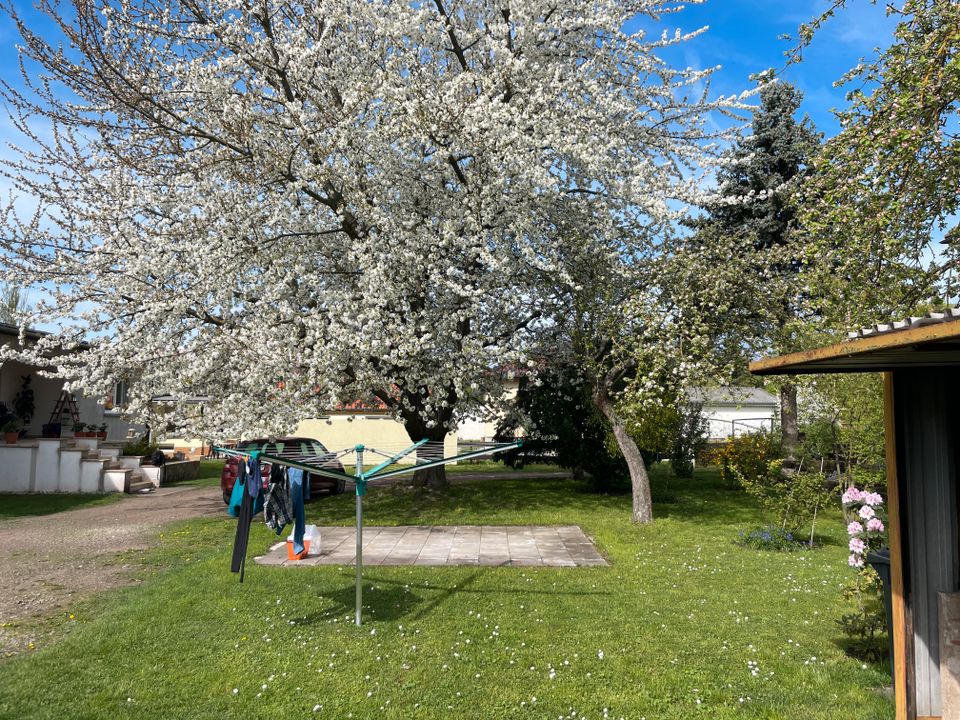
(72, 421, 86, 437)
(3, 420, 20, 444)
(13, 375, 34, 434)
(97, 423, 108, 441)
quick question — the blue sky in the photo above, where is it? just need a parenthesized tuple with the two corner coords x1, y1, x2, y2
(646, 0, 897, 138)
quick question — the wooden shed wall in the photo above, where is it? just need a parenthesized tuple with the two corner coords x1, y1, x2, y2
(894, 369, 960, 718)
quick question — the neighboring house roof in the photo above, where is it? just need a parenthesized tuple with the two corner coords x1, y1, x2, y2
(332, 397, 390, 413)
(750, 308, 960, 375)
(690, 387, 778, 408)
(0, 322, 49, 342)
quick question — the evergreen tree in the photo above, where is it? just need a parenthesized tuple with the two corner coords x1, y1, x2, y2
(694, 81, 821, 458)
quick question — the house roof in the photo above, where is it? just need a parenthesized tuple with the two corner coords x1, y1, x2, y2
(0, 321, 49, 342)
(691, 387, 778, 407)
(750, 309, 960, 375)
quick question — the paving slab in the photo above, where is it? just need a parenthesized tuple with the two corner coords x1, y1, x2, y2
(254, 525, 607, 567)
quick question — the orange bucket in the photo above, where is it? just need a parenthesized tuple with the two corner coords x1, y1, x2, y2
(286, 539, 310, 560)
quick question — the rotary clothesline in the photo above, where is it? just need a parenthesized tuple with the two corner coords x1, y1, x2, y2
(214, 438, 522, 625)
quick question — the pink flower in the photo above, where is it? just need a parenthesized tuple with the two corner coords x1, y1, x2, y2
(867, 518, 884, 533)
(847, 521, 864, 535)
(858, 505, 875, 521)
(863, 492, 884, 507)
(849, 538, 866, 554)
(842, 487, 863, 504)
(848, 554, 864, 568)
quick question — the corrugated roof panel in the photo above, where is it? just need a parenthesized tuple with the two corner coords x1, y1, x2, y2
(847, 308, 960, 339)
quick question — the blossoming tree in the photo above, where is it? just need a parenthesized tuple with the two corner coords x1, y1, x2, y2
(0, 0, 745, 490)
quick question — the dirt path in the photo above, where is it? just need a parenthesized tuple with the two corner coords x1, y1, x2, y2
(0, 485, 224, 656)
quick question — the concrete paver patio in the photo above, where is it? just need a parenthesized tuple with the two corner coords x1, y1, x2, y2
(254, 525, 607, 567)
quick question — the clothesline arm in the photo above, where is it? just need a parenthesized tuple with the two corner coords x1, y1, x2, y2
(363, 439, 429, 477)
(213, 447, 355, 483)
(365, 440, 523, 481)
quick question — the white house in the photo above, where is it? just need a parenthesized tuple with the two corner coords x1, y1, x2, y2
(694, 387, 778, 441)
(0, 322, 153, 494)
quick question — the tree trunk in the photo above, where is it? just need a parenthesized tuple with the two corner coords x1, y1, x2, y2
(592, 386, 653, 524)
(780, 382, 799, 461)
(400, 416, 450, 491)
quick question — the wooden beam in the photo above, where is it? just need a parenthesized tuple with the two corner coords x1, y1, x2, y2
(884, 372, 910, 720)
(749, 319, 960, 375)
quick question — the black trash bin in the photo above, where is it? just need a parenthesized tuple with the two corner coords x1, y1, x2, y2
(867, 547, 894, 680)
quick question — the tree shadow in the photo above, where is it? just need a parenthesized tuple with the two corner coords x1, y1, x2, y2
(298, 568, 611, 625)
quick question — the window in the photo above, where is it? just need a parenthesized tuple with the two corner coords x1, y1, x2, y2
(113, 380, 129, 407)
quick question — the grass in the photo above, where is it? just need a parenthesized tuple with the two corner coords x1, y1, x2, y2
(0, 492, 122, 520)
(162, 459, 227, 489)
(0, 466, 893, 719)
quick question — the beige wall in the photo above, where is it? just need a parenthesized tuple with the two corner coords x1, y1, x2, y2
(296, 414, 457, 464)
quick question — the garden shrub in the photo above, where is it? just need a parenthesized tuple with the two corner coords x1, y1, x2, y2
(739, 465, 836, 542)
(121, 435, 159, 457)
(837, 568, 888, 661)
(713, 430, 780, 489)
(837, 486, 889, 660)
(669, 402, 708, 478)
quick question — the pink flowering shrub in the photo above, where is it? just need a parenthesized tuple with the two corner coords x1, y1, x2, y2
(838, 485, 888, 660)
(843, 486, 885, 568)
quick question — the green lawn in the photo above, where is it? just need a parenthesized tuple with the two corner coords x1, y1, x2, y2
(0, 492, 122, 520)
(0, 467, 893, 719)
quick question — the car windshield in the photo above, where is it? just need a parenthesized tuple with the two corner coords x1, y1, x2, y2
(238, 439, 329, 457)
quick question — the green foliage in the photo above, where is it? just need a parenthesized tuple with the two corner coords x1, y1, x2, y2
(121, 435, 159, 457)
(711, 430, 780, 489)
(837, 568, 888, 662)
(13, 375, 34, 423)
(0, 283, 28, 325)
(794, 1, 959, 322)
(2, 419, 20, 433)
(629, 403, 680, 465)
(738, 465, 836, 540)
(798, 373, 885, 487)
(688, 81, 822, 375)
(669, 402, 709, 478)
(496, 366, 628, 492)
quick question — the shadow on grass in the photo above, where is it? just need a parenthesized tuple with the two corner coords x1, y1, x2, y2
(0, 492, 122, 520)
(307, 477, 630, 526)
(303, 569, 612, 625)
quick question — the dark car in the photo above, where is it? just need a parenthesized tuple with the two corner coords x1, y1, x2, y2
(220, 437, 347, 504)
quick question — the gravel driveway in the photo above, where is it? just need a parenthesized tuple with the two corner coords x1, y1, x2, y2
(0, 485, 224, 656)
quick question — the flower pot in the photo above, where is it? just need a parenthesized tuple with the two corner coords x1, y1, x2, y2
(97, 432, 108, 441)
(42, 424, 61, 438)
(4, 432, 19, 444)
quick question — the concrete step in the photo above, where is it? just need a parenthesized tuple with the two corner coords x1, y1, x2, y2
(127, 480, 155, 494)
(103, 466, 131, 493)
(80, 457, 109, 493)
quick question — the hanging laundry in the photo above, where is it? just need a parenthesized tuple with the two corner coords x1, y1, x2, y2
(287, 467, 307, 555)
(227, 459, 248, 518)
(231, 456, 263, 582)
(264, 467, 292, 535)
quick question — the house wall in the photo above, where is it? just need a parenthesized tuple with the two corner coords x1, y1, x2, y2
(703, 405, 776, 440)
(0, 345, 141, 442)
(296, 415, 457, 464)
(894, 368, 960, 718)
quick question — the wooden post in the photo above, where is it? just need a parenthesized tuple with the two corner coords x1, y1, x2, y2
(884, 372, 909, 720)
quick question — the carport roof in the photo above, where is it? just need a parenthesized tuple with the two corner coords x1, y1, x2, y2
(749, 309, 960, 375)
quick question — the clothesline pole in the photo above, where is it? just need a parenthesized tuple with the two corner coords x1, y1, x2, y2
(355, 444, 365, 627)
